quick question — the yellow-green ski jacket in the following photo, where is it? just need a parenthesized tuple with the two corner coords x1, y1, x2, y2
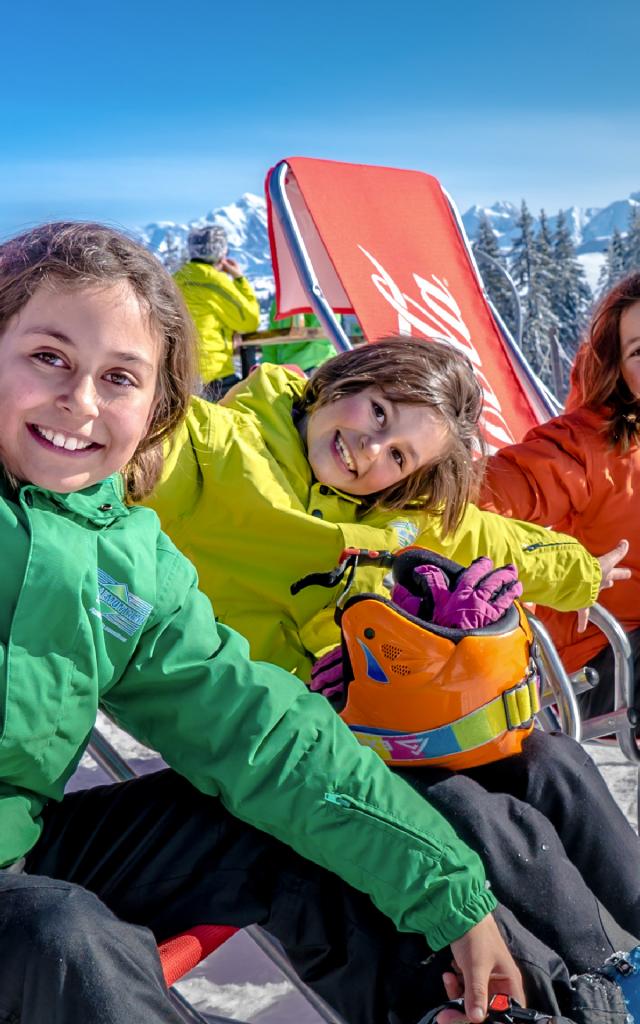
(146, 365, 601, 680)
(174, 259, 260, 382)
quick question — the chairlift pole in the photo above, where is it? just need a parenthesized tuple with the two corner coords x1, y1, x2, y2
(548, 326, 564, 402)
(474, 248, 523, 349)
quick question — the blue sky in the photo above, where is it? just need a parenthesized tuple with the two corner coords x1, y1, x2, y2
(1, 0, 638, 239)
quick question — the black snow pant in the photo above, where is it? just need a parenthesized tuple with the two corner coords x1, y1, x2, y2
(577, 626, 640, 720)
(397, 727, 640, 967)
(0, 762, 631, 1024)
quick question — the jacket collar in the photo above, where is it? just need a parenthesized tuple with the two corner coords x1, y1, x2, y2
(1, 473, 129, 525)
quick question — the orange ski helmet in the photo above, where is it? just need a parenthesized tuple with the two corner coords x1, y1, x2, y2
(333, 548, 539, 770)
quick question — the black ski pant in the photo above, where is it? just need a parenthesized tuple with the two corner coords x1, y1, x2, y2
(397, 727, 640, 963)
(0, 761, 632, 1024)
(577, 626, 640, 720)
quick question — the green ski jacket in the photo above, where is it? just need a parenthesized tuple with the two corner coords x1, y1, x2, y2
(0, 472, 495, 951)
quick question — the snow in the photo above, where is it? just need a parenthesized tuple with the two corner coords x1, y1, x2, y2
(460, 191, 640, 256)
(578, 251, 606, 293)
(138, 193, 274, 320)
(137, 188, 637, 326)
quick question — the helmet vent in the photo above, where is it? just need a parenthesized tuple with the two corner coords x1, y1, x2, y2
(381, 643, 403, 660)
(391, 663, 411, 675)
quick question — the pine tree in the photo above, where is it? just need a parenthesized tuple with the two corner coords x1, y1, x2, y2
(624, 206, 640, 272)
(510, 202, 557, 391)
(597, 227, 626, 296)
(550, 210, 592, 397)
(472, 214, 518, 336)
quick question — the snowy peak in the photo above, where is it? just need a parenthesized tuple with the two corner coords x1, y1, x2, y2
(137, 193, 273, 311)
(461, 192, 640, 255)
(580, 196, 640, 251)
(137, 186, 640, 310)
(463, 202, 519, 243)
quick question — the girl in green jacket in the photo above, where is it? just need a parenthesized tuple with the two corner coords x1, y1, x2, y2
(0, 219, 539, 1024)
(0, 220, 634, 1024)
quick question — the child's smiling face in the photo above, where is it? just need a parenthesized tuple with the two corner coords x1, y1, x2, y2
(0, 281, 160, 493)
(304, 386, 449, 496)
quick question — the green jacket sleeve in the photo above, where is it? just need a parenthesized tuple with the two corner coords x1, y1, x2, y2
(102, 539, 496, 951)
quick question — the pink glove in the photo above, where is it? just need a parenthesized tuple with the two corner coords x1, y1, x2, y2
(393, 557, 522, 630)
(309, 647, 344, 700)
(391, 581, 422, 618)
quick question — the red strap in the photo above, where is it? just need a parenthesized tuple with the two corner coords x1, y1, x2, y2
(158, 925, 238, 986)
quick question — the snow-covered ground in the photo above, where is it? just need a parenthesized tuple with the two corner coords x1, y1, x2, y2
(72, 714, 639, 1023)
(578, 251, 606, 294)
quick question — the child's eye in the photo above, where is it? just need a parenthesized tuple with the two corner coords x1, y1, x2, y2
(33, 350, 65, 367)
(372, 401, 386, 425)
(104, 371, 135, 388)
(390, 447, 404, 469)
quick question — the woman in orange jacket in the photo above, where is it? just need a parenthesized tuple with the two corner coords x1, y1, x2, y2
(480, 273, 640, 719)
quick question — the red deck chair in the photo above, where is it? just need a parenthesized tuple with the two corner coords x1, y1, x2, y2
(265, 156, 638, 774)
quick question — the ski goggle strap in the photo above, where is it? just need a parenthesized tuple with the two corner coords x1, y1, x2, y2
(348, 665, 540, 764)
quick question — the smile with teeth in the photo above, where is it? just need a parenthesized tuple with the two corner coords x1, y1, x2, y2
(335, 432, 357, 474)
(31, 425, 101, 452)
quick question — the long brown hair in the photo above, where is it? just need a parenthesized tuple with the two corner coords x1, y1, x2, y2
(298, 338, 484, 534)
(568, 272, 640, 450)
(0, 222, 198, 499)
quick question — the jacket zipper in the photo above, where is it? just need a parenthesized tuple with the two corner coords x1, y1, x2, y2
(522, 541, 580, 552)
(324, 791, 444, 851)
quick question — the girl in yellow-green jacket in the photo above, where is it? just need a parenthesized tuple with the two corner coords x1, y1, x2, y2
(145, 339, 640, 982)
(148, 347, 622, 679)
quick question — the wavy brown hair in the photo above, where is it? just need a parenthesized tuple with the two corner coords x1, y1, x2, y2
(0, 222, 198, 499)
(568, 272, 640, 451)
(297, 338, 484, 534)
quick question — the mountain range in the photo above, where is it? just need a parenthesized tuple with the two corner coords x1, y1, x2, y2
(138, 189, 640, 312)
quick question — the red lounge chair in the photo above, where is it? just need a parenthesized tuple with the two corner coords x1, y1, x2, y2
(265, 155, 638, 781)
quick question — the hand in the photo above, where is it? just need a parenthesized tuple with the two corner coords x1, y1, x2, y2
(413, 558, 522, 631)
(576, 539, 630, 633)
(309, 647, 344, 700)
(219, 257, 243, 279)
(441, 914, 525, 1023)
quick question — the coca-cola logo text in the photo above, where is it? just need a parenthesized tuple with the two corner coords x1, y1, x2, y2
(358, 245, 515, 451)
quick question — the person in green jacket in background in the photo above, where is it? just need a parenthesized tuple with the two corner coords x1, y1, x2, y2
(261, 298, 340, 373)
(174, 224, 260, 400)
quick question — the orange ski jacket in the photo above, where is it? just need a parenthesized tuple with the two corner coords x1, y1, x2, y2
(480, 405, 640, 671)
